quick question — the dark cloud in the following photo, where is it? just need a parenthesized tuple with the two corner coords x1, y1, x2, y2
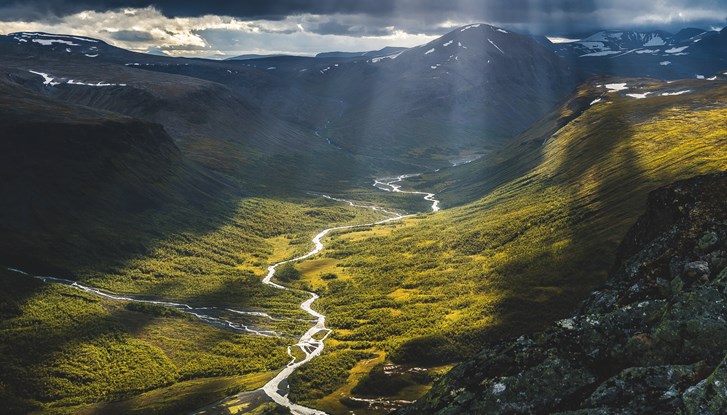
(0, 0, 724, 36)
(105, 29, 154, 42)
(0, 0, 398, 20)
(310, 21, 396, 37)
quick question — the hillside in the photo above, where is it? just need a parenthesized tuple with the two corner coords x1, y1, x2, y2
(398, 171, 727, 414)
(102, 24, 580, 166)
(279, 77, 727, 413)
(0, 77, 235, 274)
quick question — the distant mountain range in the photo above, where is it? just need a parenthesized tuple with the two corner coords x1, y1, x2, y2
(551, 27, 727, 78)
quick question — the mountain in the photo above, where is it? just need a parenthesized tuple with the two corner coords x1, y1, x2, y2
(282, 23, 580, 164)
(0, 25, 581, 170)
(224, 53, 289, 61)
(551, 28, 727, 79)
(397, 172, 727, 414)
(315, 46, 407, 59)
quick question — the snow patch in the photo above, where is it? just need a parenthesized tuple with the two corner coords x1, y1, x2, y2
(425, 48, 435, 55)
(579, 41, 607, 50)
(67, 79, 126, 87)
(32, 38, 79, 46)
(580, 50, 621, 57)
(460, 24, 481, 32)
(643, 36, 666, 46)
(659, 61, 671, 66)
(696, 75, 705, 79)
(626, 92, 651, 99)
(371, 50, 403, 63)
(665, 46, 689, 53)
(497, 28, 508, 33)
(635, 49, 659, 54)
(443, 40, 453, 47)
(30, 32, 97, 42)
(590, 98, 602, 105)
(605, 83, 629, 92)
(661, 90, 690, 96)
(488, 39, 505, 54)
(84, 54, 98, 58)
(28, 70, 59, 86)
(267, 66, 276, 70)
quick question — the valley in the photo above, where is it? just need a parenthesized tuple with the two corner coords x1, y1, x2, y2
(0, 12, 726, 415)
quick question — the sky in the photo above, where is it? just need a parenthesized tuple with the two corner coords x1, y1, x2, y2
(0, 0, 725, 58)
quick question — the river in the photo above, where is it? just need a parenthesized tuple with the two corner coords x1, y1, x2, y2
(4, 173, 440, 415)
(255, 175, 440, 415)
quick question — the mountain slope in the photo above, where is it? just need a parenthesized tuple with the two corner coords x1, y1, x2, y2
(0, 77, 233, 273)
(128, 24, 579, 166)
(281, 76, 727, 413)
(305, 24, 580, 164)
(398, 171, 727, 414)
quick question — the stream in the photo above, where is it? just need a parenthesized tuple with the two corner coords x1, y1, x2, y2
(256, 175, 439, 414)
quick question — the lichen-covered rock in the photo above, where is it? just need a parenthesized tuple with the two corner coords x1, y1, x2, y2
(397, 172, 727, 415)
(683, 261, 710, 280)
(682, 354, 727, 415)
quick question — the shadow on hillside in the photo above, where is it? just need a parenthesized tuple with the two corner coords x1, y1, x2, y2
(394, 95, 647, 361)
(489, 99, 643, 346)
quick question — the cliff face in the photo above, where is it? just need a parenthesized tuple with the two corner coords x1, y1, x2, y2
(397, 172, 727, 415)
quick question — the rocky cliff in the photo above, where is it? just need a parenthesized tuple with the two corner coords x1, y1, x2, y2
(397, 172, 727, 414)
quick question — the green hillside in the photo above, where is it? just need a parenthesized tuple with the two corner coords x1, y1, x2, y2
(284, 77, 727, 412)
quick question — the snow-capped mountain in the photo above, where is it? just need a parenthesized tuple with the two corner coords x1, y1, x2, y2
(7, 32, 108, 58)
(559, 30, 675, 57)
(551, 28, 727, 78)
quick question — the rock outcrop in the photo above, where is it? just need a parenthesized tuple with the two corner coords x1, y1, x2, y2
(397, 172, 727, 414)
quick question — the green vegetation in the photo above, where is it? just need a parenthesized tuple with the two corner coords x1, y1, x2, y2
(0, 194, 391, 414)
(0, 269, 287, 414)
(287, 78, 727, 411)
(275, 264, 302, 283)
(288, 349, 375, 402)
(77, 197, 389, 320)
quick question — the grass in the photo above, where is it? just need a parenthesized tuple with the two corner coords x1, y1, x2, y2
(0, 268, 288, 415)
(73, 373, 274, 415)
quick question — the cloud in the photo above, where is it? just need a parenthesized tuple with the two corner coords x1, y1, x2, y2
(0, 6, 438, 57)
